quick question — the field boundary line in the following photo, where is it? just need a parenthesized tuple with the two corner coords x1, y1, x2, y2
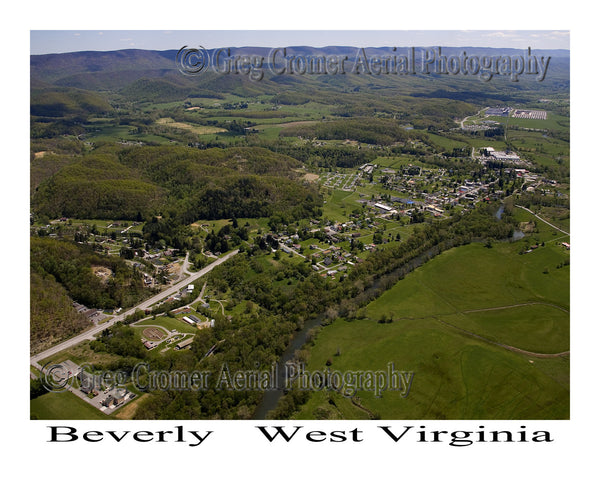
(435, 317, 570, 358)
(461, 302, 569, 315)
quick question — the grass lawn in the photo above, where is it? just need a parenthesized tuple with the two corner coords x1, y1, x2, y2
(31, 392, 110, 420)
(135, 315, 199, 334)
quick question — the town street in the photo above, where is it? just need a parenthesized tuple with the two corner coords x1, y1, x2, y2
(30, 249, 239, 370)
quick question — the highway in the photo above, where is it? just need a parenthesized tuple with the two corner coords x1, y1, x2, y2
(30, 249, 239, 370)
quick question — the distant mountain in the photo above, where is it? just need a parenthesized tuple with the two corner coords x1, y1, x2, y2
(30, 46, 569, 111)
(31, 45, 569, 87)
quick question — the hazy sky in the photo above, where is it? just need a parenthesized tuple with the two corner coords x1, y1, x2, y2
(30, 30, 570, 55)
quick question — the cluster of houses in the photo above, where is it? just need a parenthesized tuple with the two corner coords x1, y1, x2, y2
(76, 368, 131, 411)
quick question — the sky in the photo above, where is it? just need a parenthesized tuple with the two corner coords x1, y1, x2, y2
(30, 30, 570, 55)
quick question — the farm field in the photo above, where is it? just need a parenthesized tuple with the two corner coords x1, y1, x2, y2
(155, 117, 227, 135)
(295, 240, 569, 420)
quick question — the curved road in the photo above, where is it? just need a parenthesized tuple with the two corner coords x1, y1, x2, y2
(30, 249, 239, 370)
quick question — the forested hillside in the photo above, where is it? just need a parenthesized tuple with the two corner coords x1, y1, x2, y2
(32, 146, 322, 223)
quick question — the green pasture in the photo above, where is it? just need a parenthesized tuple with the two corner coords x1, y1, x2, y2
(295, 315, 569, 419)
(296, 240, 569, 419)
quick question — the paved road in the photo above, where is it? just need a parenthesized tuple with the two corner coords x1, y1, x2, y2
(30, 249, 239, 370)
(178, 251, 191, 281)
(515, 205, 570, 236)
(458, 108, 487, 129)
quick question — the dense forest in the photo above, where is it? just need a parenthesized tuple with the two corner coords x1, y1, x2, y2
(32, 146, 323, 223)
(280, 117, 413, 145)
(30, 237, 150, 310)
(30, 272, 91, 354)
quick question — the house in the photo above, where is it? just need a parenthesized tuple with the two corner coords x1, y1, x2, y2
(113, 389, 128, 406)
(78, 371, 103, 395)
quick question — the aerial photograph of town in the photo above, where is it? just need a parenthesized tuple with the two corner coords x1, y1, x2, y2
(28, 29, 571, 424)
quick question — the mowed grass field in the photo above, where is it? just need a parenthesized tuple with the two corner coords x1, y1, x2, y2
(155, 117, 227, 135)
(295, 240, 569, 420)
(31, 392, 110, 420)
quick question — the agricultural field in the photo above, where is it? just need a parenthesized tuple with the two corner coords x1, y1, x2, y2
(155, 117, 227, 135)
(294, 239, 569, 420)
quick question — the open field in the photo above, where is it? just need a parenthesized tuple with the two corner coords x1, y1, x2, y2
(135, 315, 200, 334)
(31, 391, 111, 420)
(362, 241, 569, 315)
(37, 340, 126, 367)
(295, 317, 569, 420)
(155, 117, 227, 135)
(295, 240, 569, 419)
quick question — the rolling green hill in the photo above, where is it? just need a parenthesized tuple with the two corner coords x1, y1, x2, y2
(31, 86, 113, 117)
(31, 146, 322, 223)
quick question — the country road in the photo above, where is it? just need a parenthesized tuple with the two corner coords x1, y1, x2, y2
(458, 107, 487, 129)
(515, 205, 570, 236)
(30, 249, 239, 370)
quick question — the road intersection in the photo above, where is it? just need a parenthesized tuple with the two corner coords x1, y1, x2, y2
(30, 250, 239, 370)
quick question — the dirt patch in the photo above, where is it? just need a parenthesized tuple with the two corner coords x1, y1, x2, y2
(519, 221, 536, 233)
(34, 151, 53, 158)
(114, 396, 143, 420)
(92, 266, 113, 284)
(302, 173, 320, 183)
(143, 327, 166, 341)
